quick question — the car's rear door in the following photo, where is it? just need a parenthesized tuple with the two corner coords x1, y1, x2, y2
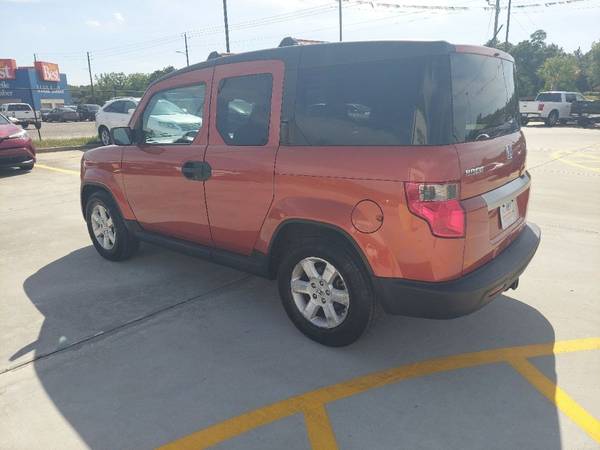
(204, 60, 284, 255)
(121, 68, 213, 245)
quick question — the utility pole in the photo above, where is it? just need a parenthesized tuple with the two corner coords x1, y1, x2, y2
(492, 0, 501, 45)
(338, 0, 343, 42)
(222, 0, 230, 53)
(505, 0, 512, 45)
(184, 32, 190, 66)
(87, 51, 95, 100)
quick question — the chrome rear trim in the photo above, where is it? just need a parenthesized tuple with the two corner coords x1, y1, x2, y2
(481, 172, 531, 211)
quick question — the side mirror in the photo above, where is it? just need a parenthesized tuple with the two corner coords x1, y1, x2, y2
(111, 127, 134, 146)
(127, 108, 136, 115)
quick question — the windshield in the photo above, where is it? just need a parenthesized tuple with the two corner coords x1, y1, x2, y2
(451, 53, 519, 142)
(0, 113, 9, 125)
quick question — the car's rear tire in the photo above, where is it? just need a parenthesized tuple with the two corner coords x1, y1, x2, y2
(21, 122, 29, 129)
(277, 240, 375, 346)
(85, 191, 139, 261)
(19, 162, 34, 171)
(545, 110, 559, 127)
(99, 126, 111, 146)
(521, 117, 529, 126)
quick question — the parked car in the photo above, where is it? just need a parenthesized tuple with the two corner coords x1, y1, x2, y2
(0, 113, 35, 170)
(40, 108, 52, 121)
(519, 91, 585, 126)
(95, 97, 140, 145)
(77, 104, 100, 121)
(46, 107, 79, 122)
(81, 40, 540, 346)
(0, 103, 41, 129)
(570, 99, 600, 127)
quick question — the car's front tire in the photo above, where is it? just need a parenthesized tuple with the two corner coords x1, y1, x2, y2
(85, 191, 139, 261)
(99, 126, 111, 146)
(19, 162, 34, 171)
(277, 240, 375, 346)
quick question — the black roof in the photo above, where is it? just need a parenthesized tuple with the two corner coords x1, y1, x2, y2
(153, 40, 456, 86)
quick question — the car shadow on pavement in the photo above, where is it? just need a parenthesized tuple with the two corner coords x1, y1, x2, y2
(15, 246, 563, 450)
(0, 167, 31, 178)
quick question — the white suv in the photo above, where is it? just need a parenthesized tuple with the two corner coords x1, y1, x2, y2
(95, 97, 140, 145)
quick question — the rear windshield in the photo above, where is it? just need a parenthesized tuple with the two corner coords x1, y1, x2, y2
(451, 53, 519, 142)
(85, 104, 100, 110)
(535, 92, 561, 102)
(8, 104, 32, 111)
(294, 56, 452, 146)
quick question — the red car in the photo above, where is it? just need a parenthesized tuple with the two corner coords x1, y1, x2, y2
(81, 40, 540, 346)
(0, 113, 35, 170)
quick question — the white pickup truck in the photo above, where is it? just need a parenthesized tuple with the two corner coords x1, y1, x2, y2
(519, 91, 586, 127)
(0, 103, 42, 129)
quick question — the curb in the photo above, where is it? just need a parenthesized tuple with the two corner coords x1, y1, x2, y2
(35, 143, 100, 154)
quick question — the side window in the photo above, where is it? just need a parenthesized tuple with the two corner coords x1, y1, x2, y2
(216, 73, 273, 146)
(104, 101, 120, 113)
(142, 84, 205, 145)
(123, 101, 137, 114)
(565, 93, 576, 103)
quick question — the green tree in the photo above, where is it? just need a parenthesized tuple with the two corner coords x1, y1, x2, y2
(587, 41, 600, 90)
(538, 54, 579, 90)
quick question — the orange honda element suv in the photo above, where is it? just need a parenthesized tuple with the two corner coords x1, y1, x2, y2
(81, 39, 540, 346)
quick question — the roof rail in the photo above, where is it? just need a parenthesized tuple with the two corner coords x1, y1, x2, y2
(278, 37, 326, 47)
(206, 51, 235, 60)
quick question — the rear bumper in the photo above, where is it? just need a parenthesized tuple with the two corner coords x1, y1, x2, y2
(372, 222, 541, 319)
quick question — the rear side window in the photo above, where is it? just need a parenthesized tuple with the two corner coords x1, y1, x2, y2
(565, 93, 577, 103)
(142, 84, 205, 145)
(293, 56, 452, 146)
(216, 73, 273, 146)
(536, 93, 561, 102)
(104, 101, 123, 113)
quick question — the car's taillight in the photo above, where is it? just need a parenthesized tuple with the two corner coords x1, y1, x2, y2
(538, 103, 544, 111)
(405, 182, 465, 238)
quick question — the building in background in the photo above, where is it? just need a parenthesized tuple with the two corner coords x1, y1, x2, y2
(0, 59, 71, 110)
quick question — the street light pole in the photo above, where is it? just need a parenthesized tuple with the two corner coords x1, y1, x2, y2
(87, 51, 95, 101)
(505, 0, 512, 45)
(184, 32, 190, 66)
(338, 0, 343, 42)
(222, 0, 230, 53)
(492, 0, 501, 45)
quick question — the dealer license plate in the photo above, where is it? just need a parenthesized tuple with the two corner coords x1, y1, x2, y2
(499, 199, 518, 229)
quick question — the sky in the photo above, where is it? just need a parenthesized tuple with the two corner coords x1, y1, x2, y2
(2, 0, 599, 85)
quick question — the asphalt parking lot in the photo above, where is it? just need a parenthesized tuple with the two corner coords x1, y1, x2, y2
(30, 121, 96, 140)
(1, 126, 599, 449)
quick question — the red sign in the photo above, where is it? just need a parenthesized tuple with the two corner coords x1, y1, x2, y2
(0, 59, 17, 80)
(35, 61, 61, 82)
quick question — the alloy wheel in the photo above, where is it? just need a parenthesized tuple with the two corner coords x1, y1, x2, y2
(91, 204, 116, 250)
(290, 256, 350, 329)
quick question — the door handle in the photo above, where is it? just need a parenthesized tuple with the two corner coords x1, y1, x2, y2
(182, 161, 212, 181)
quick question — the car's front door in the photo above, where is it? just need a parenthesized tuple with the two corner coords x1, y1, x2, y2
(121, 69, 213, 246)
(204, 60, 284, 255)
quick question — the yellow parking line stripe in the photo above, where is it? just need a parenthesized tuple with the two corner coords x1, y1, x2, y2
(509, 357, 600, 444)
(159, 337, 600, 449)
(36, 164, 79, 175)
(551, 150, 600, 173)
(304, 404, 338, 450)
